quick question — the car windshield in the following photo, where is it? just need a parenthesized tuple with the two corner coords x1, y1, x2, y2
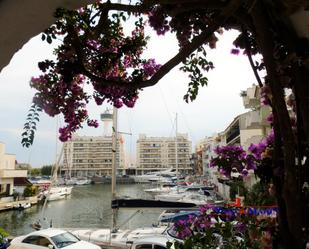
(51, 232, 80, 248)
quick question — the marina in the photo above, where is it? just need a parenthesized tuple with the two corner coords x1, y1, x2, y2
(0, 184, 164, 237)
(0, 0, 301, 247)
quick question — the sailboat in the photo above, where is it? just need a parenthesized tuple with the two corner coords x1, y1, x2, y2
(40, 147, 73, 202)
(139, 114, 180, 197)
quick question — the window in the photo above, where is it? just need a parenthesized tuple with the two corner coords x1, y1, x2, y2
(22, 235, 38, 244)
(51, 232, 79, 249)
(37, 237, 51, 247)
(136, 244, 152, 249)
(135, 244, 167, 249)
(22, 235, 51, 247)
(154, 245, 167, 249)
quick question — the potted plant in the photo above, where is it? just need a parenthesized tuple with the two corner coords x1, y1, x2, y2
(0, 228, 9, 249)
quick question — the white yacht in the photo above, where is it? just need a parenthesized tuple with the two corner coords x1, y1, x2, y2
(134, 168, 177, 183)
(75, 178, 92, 185)
(178, 193, 214, 206)
(43, 186, 73, 201)
(155, 185, 214, 202)
(144, 183, 177, 196)
(70, 226, 169, 248)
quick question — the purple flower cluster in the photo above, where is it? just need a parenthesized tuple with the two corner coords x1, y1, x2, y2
(142, 59, 161, 79)
(230, 48, 240, 55)
(210, 145, 253, 177)
(87, 119, 99, 128)
(29, 7, 165, 141)
(210, 129, 275, 179)
(260, 86, 272, 106)
(174, 219, 193, 239)
(93, 84, 139, 109)
(248, 129, 274, 160)
(266, 112, 273, 124)
(248, 142, 267, 160)
(31, 74, 91, 142)
(266, 129, 275, 144)
(148, 6, 170, 35)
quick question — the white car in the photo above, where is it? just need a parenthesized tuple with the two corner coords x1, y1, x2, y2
(129, 235, 176, 249)
(8, 228, 101, 249)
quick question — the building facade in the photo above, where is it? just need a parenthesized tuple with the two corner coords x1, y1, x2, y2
(223, 85, 271, 150)
(61, 135, 126, 177)
(199, 85, 272, 200)
(136, 134, 192, 174)
(0, 142, 27, 197)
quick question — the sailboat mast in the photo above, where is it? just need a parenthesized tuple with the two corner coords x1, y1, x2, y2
(111, 107, 118, 200)
(175, 113, 178, 183)
(111, 106, 118, 231)
(41, 146, 64, 222)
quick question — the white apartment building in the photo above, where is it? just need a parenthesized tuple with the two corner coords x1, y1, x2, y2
(199, 134, 224, 176)
(136, 134, 192, 174)
(0, 142, 27, 197)
(199, 85, 272, 199)
(223, 85, 271, 150)
(61, 135, 126, 177)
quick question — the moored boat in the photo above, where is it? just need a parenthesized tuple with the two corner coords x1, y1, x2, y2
(43, 186, 73, 201)
(75, 178, 92, 185)
(13, 202, 31, 210)
(133, 168, 177, 183)
(69, 226, 168, 248)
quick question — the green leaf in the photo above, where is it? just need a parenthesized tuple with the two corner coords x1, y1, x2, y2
(47, 36, 52, 44)
(21, 132, 28, 136)
(21, 138, 29, 144)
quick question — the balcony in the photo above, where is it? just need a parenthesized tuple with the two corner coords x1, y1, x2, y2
(245, 111, 261, 128)
(242, 85, 260, 109)
(0, 169, 27, 178)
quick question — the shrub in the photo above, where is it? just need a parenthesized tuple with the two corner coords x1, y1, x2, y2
(23, 184, 38, 197)
(0, 228, 9, 244)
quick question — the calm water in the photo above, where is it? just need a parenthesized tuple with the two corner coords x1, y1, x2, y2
(0, 184, 163, 236)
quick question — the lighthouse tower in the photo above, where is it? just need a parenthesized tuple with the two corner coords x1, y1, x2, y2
(100, 108, 113, 137)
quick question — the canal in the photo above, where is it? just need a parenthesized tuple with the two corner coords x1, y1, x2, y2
(0, 184, 163, 236)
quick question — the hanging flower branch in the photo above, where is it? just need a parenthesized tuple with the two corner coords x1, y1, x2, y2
(25, 4, 162, 143)
(22, 0, 241, 145)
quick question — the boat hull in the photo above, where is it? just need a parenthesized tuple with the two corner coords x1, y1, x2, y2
(111, 198, 197, 209)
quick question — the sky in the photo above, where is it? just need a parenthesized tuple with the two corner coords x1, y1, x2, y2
(0, 22, 258, 168)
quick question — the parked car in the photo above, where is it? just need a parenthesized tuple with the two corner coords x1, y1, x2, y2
(129, 235, 175, 249)
(8, 229, 101, 249)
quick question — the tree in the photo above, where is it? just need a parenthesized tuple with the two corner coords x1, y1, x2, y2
(244, 181, 277, 207)
(41, 165, 53, 176)
(21, 1, 308, 248)
(29, 168, 41, 176)
(23, 184, 38, 197)
(41, 165, 60, 176)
